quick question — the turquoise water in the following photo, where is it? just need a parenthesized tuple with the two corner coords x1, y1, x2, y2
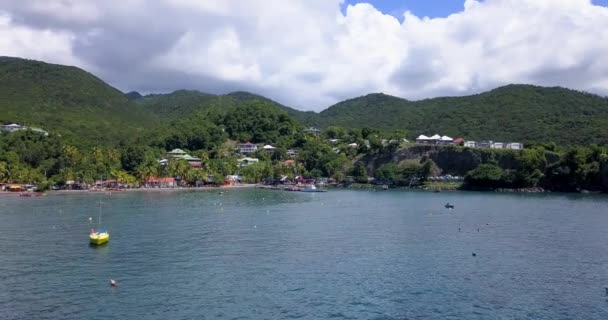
(1, 189, 607, 319)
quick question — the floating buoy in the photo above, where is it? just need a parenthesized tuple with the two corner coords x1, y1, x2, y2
(472, 252, 477, 257)
(88, 217, 93, 222)
(110, 279, 117, 287)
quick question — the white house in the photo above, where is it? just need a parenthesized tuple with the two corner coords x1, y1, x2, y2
(506, 142, 524, 150)
(239, 142, 258, 154)
(491, 142, 504, 149)
(416, 135, 431, 144)
(328, 139, 340, 144)
(263, 145, 276, 153)
(348, 143, 358, 148)
(477, 140, 494, 148)
(303, 127, 321, 134)
(0, 123, 23, 132)
(438, 136, 454, 145)
(464, 141, 477, 148)
(286, 149, 297, 157)
(429, 134, 441, 143)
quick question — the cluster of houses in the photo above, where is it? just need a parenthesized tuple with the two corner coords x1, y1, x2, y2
(0, 123, 48, 136)
(416, 134, 524, 150)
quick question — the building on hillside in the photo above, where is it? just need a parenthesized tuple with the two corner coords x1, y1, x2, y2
(239, 142, 258, 154)
(438, 136, 454, 145)
(506, 142, 524, 150)
(166, 148, 187, 158)
(464, 141, 477, 148)
(453, 138, 464, 145)
(164, 149, 202, 167)
(477, 140, 494, 148)
(328, 139, 340, 144)
(287, 149, 297, 157)
(416, 135, 431, 144)
(416, 134, 444, 145)
(491, 142, 504, 149)
(348, 143, 358, 148)
(0, 123, 48, 135)
(238, 157, 259, 167)
(0, 123, 23, 132)
(303, 127, 321, 135)
(263, 145, 276, 153)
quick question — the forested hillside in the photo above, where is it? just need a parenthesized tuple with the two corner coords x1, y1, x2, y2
(0, 57, 157, 145)
(315, 85, 608, 145)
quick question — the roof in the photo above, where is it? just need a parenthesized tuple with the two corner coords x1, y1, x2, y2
(440, 136, 453, 141)
(167, 148, 186, 154)
(238, 157, 259, 162)
(416, 135, 429, 140)
(183, 155, 201, 161)
(2, 123, 21, 127)
(189, 162, 202, 168)
(263, 145, 275, 149)
(429, 134, 441, 140)
(240, 142, 255, 145)
(453, 138, 464, 143)
(285, 159, 295, 164)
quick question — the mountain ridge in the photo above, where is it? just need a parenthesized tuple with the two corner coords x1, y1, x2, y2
(2, 56, 608, 145)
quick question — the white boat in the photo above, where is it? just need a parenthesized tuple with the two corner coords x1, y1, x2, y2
(300, 184, 326, 193)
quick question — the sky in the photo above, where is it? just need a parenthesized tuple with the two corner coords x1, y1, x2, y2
(1, 0, 608, 111)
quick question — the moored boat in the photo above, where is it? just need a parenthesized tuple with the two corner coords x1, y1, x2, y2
(90, 200, 109, 245)
(300, 184, 327, 193)
(90, 228, 110, 245)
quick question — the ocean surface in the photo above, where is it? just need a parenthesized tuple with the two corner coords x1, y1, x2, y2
(1, 188, 607, 319)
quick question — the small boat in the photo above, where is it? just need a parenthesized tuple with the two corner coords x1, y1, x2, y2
(89, 200, 109, 245)
(90, 228, 110, 245)
(445, 203, 454, 209)
(110, 279, 118, 287)
(301, 184, 327, 193)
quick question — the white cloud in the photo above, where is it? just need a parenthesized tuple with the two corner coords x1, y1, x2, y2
(1, 0, 608, 110)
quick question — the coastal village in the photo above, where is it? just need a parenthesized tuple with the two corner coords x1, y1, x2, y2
(1, 122, 524, 193)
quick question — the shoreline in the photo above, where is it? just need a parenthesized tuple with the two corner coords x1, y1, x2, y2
(0, 184, 259, 196)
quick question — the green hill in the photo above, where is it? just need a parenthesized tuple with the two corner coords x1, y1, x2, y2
(0, 57, 158, 146)
(137, 89, 317, 124)
(314, 85, 608, 145)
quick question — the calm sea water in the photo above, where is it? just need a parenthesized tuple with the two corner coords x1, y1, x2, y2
(1, 189, 607, 319)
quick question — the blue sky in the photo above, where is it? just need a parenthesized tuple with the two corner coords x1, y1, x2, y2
(343, 0, 608, 19)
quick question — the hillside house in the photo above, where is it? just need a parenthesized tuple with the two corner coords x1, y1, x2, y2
(239, 142, 258, 154)
(453, 138, 464, 145)
(506, 142, 524, 150)
(0, 123, 22, 132)
(438, 136, 454, 145)
(416, 135, 431, 144)
(263, 145, 276, 153)
(303, 127, 321, 135)
(477, 140, 494, 148)
(165, 149, 202, 167)
(287, 149, 297, 157)
(0, 123, 48, 135)
(491, 142, 505, 149)
(464, 141, 477, 148)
